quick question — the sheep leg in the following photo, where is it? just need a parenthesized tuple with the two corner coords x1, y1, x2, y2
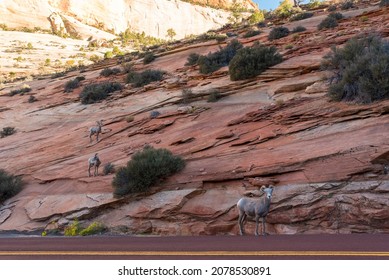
(238, 213, 245, 235)
(96, 133, 99, 142)
(88, 165, 92, 177)
(262, 217, 267, 236)
(255, 215, 260, 236)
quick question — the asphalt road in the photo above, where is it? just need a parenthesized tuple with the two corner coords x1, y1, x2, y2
(0, 234, 389, 260)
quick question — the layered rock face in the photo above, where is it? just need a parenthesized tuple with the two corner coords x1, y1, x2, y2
(0, 0, 256, 39)
(0, 2, 388, 235)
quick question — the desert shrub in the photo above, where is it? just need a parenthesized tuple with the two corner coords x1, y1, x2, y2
(181, 88, 194, 104)
(0, 127, 16, 138)
(126, 69, 166, 87)
(64, 76, 85, 92)
(275, 0, 294, 19)
(185, 53, 200, 66)
(248, 10, 265, 24)
(207, 90, 222, 102)
(0, 169, 23, 203)
(341, 1, 354, 10)
(292, 26, 307, 33)
(112, 146, 185, 196)
(328, 12, 344, 20)
(143, 52, 155, 64)
(100, 67, 121, 77)
(103, 163, 115, 175)
(318, 15, 338, 30)
(381, 0, 389, 6)
(64, 220, 82, 236)
(306, 0, 323, 9)
(51, 71, 66, 78)
(290, 12, 314, 22)
(327, 5, 337, 11)
(229, 43, 283, 81)
(321, 35, 389, 103)
(197, 39, 243, 74)
(28, 95, 37, 103)
(268, 26, 290, 40)
(79, 82, 122, 104)
(104, 51, 113, 59)
(79, 222, 106, 236)
(215, 34, 228, 43)
(122, 62, 134, 73)
(9, 85, 31, 96)
(243, 30, 261, 38)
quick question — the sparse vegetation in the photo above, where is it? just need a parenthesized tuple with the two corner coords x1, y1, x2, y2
(229, 43, 283, 81)
(197, 39, 243, 74)
(243, 30, 261, 38)
(292, 26, 307, 33)
(0, 169, 23, 203)
(9, 85, 31, 96)
(103, 163, 115, 175)
(79, 222, 106, 236)
(328, 12, 344, 20)
(321, 35, 389, 103)
(28, 95, 37, 103)
(143, 52, 156, 64)
(268, 26, 290, 41)
(381, 0, 389, 6)
(207, 90, 222, 102)
(327, 5, 337, 12)
(64, 76, 85, 92)
(290, 12, 314, 22)
(341, 1, 354, 10)
(181, 88, 194, 104)
(126, 69, 166, 87)
(318, 15, 339, 30)
(166, 28, 176, 40)
(0, 127, 16, 138)
(79, 82, 123, 104)
(112, 146, 185, 196)
(185, 53, 200, 66)
(100, 68, 121, 77)
(247, 10, 265, 24)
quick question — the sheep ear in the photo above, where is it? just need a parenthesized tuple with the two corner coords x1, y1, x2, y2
(260, 185, 265, 192)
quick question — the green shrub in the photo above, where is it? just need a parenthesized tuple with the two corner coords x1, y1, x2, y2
(248, 11, 265, 24)
(290, 12, 314, 22)
(126, 69, 166, 87)
(9, 86, 31, 96)
(341, 1, 354, 10)
(79, 82, 122, 104)
(229, 43, 283, 81)
(318, 15, 338, 30)
(207, 90, 222, 102)
(197, 39, 243, 74)
(104, 51, 113, 59)
(28, 95, 37, 103)
(381, 0, 389, 6)
(268, 26, 290, 40)
(185, 53, 200, 66)
(79, 222, 106, 236)
(143, 52, 156, 64)
(328, 5, 337, 11)
(112, 146, 185, 196)
(321, 35, 389, 103)
(103, 162, 115, 175)
(243, 30, 261, 38)
(100, 68, 121, 77)
(181, 88, 194, 104)
(328, 12, 344, 20)
(0, 169, 23, 203)
(64, 76, 85, 92)
(64, 220, 82, 236)
(275, 0, 294, 19)
(292, 26, 307, 33)
(0, 127, 16, 138)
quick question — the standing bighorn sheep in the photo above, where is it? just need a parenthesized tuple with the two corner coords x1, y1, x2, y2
(89, 121, 103, 143)
(237, 185, 274, 236)
(88, 153, 101, 177)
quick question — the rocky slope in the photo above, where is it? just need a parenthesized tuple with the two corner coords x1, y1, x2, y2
(0, 2, 388, 235)
(0, 0, 256, 40)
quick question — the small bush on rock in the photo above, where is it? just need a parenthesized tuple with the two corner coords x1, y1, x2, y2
(112, 146, 185, 196)
(268, 26, 290, 40)
(318, 15, 339, 30)
(229, 43, 283, 81)
(64, 76, 85, 92)
(0, 169, 23, 203)
(143, 52, 156, 64)
(197, 39, 242, 74)
(1, 127, 16, 138)
(126, 69, 166, 87)
(79, 82, 122, 104)
(290, 12, 314, 22)
(321, 35, 389, 103)
(185, 53, 200, 66)
(100, 68, 121, 77)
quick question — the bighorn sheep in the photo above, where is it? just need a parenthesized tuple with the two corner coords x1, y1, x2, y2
(88, 153, 101, 177)
(89, 121, 103, 143)
(237, 185, 274, 236)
